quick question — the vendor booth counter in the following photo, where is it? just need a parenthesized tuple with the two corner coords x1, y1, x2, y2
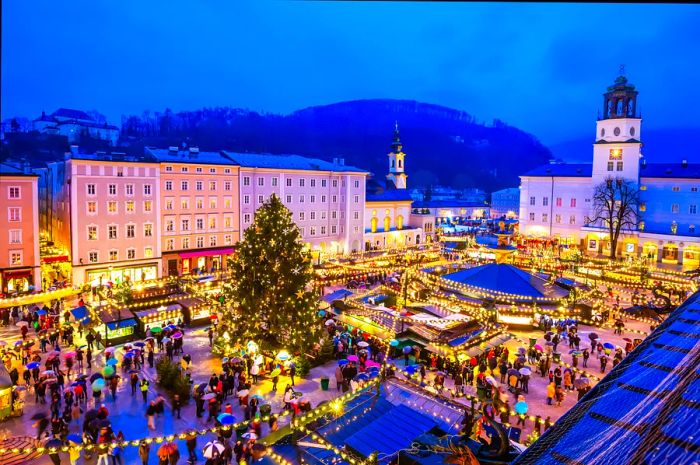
(94, 306, 138, 346)
(176, 297, 210, 326)
(135, 304, 183, 333)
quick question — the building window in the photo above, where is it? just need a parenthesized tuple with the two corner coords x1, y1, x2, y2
(144, 200, 152, 213)
(569, 215, 576, 225)
(555, 198, 562, 207)
(321, 211, 326, 220)
(196, 218, 204, 230)
(690, 225, 696, 234)
(109, 250, 118, 261)
(310, 212, 316, 220)
(257, 178, 264, 187)
(144, 247, 153, 258)
(209, 168, 216, 173)
(529, 212, 535, 221)
(196, 236, 204, 248)
(8, 186, 20, 199)
(126, 224, 135, 238)
(671, 222, 678, 234)
(310, 227, 316, 236)
(224, 197, 232, 209)
(9, 230, 21, 244)
(299, 195, 305, 203)
(181, 181, 188, 191)
(321, 180, 327, 187)
(286, 178, 292, 187)
(310, 195, 315, 203)
(690, 205, 697, 214)
(616, 161, 624, 171)
(244, 214, 251, 223)
(88, 226, 97, 240)
(209, 217, 216, 229)
(353, 211, 360, 220)
(555, 214, 561, 224)
(210, 198, 217, 209)
(196, 198, 204, 209)
(332, 195, 337, 203)
(299, 212, 305, 221)
(354, 195, 359, 203)
(529, 196, 535, 206)
(321, 195, 326, 203)
(224, 216, 232, 228)
(285, 195, 292, 203)
(638, 220, 645, 231)
(639, 202, 646, 212)
(224, 234, 232, 245)
(87, 201, 97, 214)
(165, 198, 174, 210)
(542, 213, 548, 222)
(166, 220, 174, 232)
(672, 186, 680, 192)
(332, 180, 338, 188)
(672, 204, 680, 213)
(570, 198, 577, 208)
(107, 201, 117, 214)
(607, 162, 614, 171)
(182, 237, 189, 249)
(243, 177, 250, 186)
(210, 236, 217, 247)
(299, 179, 305, 187)
(210, 181, 217, 191)
(354, 180, 360, 188)
(196, 167, 203, 173)
(109, 184, 116, 195)
(165, 166, 173, 172)
(331, 211, 337, 220)
(125, 184, 134, 196)
(258, 195, 264, 204)
(181, 219, 190, 231)
(87, 184, 96, 196)
(691, 187, 698, 192)
(127, 248, 136, 259)
(321, 226, 326, 235)
(165, 181, 173, 191)
(196, 181, 204, 191)
(108, 225, 117, 239)
(224, 181, 232, 191)
(125, 201, 135, 213)
(542, 197, 549, 206)
(88, 251, 98, 263)
(224, 168, 231, 174)
(300, 227, 305, 236)
(181, 198, 190, 209)
(310, 179, 316, 188)
(144, 224, 153, 237)
(244, 195, 250, 205)
(180, 167, 188, 173)
(271, 177, 278, 187)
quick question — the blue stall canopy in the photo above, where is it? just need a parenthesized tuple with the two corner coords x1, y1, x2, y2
(106, 319, 137, 331)
(70, 306, 91, 325)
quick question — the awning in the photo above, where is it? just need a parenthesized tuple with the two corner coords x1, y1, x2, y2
(71, 306, 91, 326)
(41, 255, 69, 264)
(2, 269, 32, 279)
(179, 247, 234, 259)
(106, 319, 137, 330)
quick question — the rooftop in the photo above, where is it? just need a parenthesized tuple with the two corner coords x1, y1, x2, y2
(513, 291, 700, 465)
(53, 108, 94, 121)
(224, 151, 366, 173)
(640, 162, 700, 179)
(147, 148, 235, 166)
(521, 163, 593, 178)
(366, 178, 413, 202)
(413, 200, 488, 208)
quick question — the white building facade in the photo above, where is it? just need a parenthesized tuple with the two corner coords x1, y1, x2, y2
(519, 74, 700, 266)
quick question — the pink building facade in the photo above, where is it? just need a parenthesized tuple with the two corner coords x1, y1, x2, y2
(53, 154, 162, 285)
(224, 153, 367, 256)
(0, 163, 41, 294)
(148, 148, 241, 276)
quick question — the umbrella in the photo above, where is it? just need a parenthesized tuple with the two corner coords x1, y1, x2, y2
(217, 413, 235, 425)
(241, 432, 258, 440)
(92, 379, 105, 391)
(106, 358, 119, 366)
(231, 357, 242, 363)
(104, 347, 116, 353)
(571, 351, 583, 356)
(347, 355, 358, 362)
(237, 390, 249, 397)
(123, 352, 135, 358)
(164, 324, 177, 331)
(26, 362, 40, 369)
(172, 332, 183, 339)
(404, 365, 418, 375)
(368, 366, 380, 373)
(133, 342, 146, 348)
(269, 368, 281, 378)
(196, 383, 208, 392)
(574, 377, 591, 388)
(324, 319, 336, 326)
(514, 401, 528, 415)
(507, 368, 519, 376)
(150, 327, 162, 333)
(338, 359, 348, 366)
(390, 339, 399, 347)
(202, 393, 216, 400)
(45, 438, 63, 448)
(64, 351, 76, 358)
(603, 342, 615, 350)
(357, 341, 369, 348)
(623, 338, 632, 342)
(41, 370, 55, 377)
(519, 368, 532, 376)
(158, 442, 178, 459)
(162, 337, 172, 344)
(354, 373, 369, 382)
(77, 374, 89, 380)
(37, 309, 48, 316)
(589, 333, 599, 340)
(402, 346, 412, 354)
(31, 412, 47, 420)
(203, 441, 225, 459)
(16, 321, 29, 327)
(67, 434, 82, 444)
(485, 376, 499, 386)
(518, 347, 527, 354)
(102, 366, 115, 377)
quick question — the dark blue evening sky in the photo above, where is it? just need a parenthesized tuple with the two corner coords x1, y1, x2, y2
(2, 1, 700, 145)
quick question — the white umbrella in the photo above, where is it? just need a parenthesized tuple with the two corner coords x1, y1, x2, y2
(15, 321, 29, 328)
(357, 341, 369, 348)
(485, 376, 499, 386)
(324, 319, 336, 326)
(241, 432, 258, 440)
(202, 441, 225, 459)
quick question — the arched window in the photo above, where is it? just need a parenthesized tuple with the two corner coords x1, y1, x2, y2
(396, 215, 404, 230)
(384, 217, 391, 232)
(391, 159, 395, 168)
(398, 159, 402, 168)
(627, 100, 634, 116)
(370, 217, 378, 233)
(616, 99, 624, 116)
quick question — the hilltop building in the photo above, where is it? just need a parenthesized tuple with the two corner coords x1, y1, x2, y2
(33, 108, 119, 145)
(519, 74, 700, 267)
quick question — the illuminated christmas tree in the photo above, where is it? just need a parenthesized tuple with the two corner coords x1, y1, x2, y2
(217, 193, 320, 356)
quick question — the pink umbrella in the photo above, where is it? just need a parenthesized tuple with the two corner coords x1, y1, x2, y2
(533, 344, 544, 352)
(172, 332, 183, 339)
(64, 352, 76, 358)
(347, 355, 358, 362)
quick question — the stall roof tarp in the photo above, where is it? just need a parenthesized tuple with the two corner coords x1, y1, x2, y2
(106, 319, 137, 330)
(512, 291, 700, 465)
(71, 306, 88, 321)
(176, 297, 205, 308)
(443, 263, 570, 300)
(322, 289, 353, 303)
(135, 303, 182, 319)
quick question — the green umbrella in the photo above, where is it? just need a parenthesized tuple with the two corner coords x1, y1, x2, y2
(102, 366, 115, 377)
(150, 327, 163, 333)
(270, 368, 281, 378)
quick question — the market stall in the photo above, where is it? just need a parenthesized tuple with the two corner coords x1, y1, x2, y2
(94, 306, 138, 346)
(177, 297, 210, 326)
(135, 304, 183, 333)
(0, 365, 14, 421)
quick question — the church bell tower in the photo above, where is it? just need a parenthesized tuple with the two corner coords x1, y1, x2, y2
(387, 122, 407, 189)
(592, 67, 642, 184)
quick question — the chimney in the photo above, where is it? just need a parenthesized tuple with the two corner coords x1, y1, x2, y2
(70, 145, 79, 155)
(23, 161, 31, 174)
(682, 160, 688, 168)
(339, 158, 345, 166)
(332, 158, 338, 165)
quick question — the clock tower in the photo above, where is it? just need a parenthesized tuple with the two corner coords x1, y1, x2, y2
(592, 70, 642, 184)
(387, 122, 407, 189)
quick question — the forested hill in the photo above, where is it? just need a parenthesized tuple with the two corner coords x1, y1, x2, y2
(121, 99, 551, 191)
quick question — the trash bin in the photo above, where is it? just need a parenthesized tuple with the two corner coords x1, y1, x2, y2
(529, 337, 538, 348)
(260, 404, 272, 417)
(320, 377, 330, 391)
(553, 352, 561, 363)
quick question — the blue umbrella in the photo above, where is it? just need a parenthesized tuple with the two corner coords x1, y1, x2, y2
(318, 310, 326, 317)
(217, 413, 235, 425)
(405, 366, 418, 375)
(106, 358, 118, 366)
(338, 359, 349, 366)
(123, 352, 135, 358)
(515, 401, 528, 415)
(67, 434, 82, 444)
(402, 346, 412, 354)
(26, 362, 40, 369)
(165, 324, 177, 331)
(354, 373, 369, 382)
(368, 370, 379, 378)
(603, 342, 615, 350)
(133, 342, 146, 348)
(37, 309, 47, 316)
(390, 339, 399, 347)
(368, 366, 380, 373)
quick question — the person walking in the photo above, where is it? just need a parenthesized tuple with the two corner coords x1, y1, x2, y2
(600, 354, 608, 373)
(146, 401, 157, 430)
(251, 364, 259, 384)
(582, 349, 590, 368)
(140, 379, 150, 402)
(186, 434, 197, 463)
(138, 441, 151, 465)
(289, 363, 296, 386)
(131, 373, 139, 396)
(546, 382, 555, 406)
(208, 328, 214, 347)
(172, 394, 182, 419)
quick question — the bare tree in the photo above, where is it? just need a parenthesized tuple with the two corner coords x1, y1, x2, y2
(585, 176, 640, 259)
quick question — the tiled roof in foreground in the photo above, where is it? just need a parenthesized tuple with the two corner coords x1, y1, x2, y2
(512, 290, 700, 465)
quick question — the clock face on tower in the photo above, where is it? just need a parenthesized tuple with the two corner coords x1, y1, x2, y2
(614, 127, 621, 136)
(630, 127, 636, 137)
